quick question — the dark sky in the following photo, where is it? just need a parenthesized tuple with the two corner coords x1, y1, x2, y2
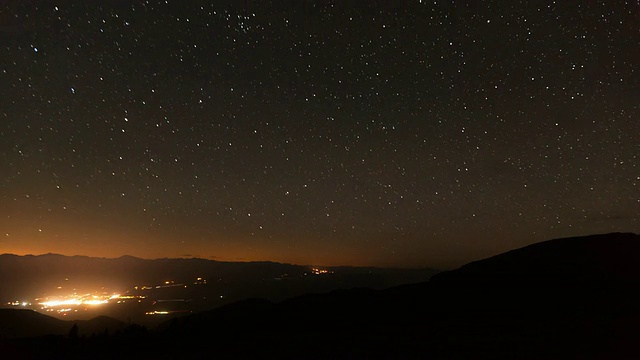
(1, 1, 638, 268)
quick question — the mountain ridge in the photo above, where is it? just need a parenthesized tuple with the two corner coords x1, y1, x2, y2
(2, 232, 639, 358)
(154, 232, 640, 359)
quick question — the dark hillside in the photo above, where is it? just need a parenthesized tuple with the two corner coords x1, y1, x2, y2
(2, 233, 639, 359)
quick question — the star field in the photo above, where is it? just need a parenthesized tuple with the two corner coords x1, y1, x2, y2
(1, 1, 638, 268)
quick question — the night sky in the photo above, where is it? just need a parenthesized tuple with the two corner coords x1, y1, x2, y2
(2, 1, 638, 268)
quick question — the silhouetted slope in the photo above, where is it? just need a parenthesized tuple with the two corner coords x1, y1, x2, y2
(78, 316, 127, 337)
(2, 233, 639, 359)
(430, 232, 640, 286)
(155, 232, 640, 359)
(0, 309, 68, 338)
(0, 309, 125, 339)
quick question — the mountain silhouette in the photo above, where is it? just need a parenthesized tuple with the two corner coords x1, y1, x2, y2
(155, 232, 640, 359)
(430, 232, 640, 286)
(0, 309, 125, 339)
(1, 232, 639, 359)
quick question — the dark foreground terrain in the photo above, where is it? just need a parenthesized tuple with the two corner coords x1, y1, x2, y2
(2, 232, 639, 359)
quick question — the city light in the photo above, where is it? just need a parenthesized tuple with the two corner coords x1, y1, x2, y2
(38, 293, 121, 308)
(145, 311, 169, 315)
(311, 268, 332, 275)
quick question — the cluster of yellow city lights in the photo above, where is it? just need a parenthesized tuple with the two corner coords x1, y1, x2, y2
(6, 301, 31, 307)
(311, 268, 332, 275)
(6, 277, 205, 317)
(38, 294, 120, 308)
(145, 311, 170, 315)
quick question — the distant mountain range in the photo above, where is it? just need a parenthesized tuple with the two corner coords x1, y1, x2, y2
(1, 232, 639, 359)
(0, 254, 436, 299)
(0, 252, 437, 325)
(0, 254, 302, 298)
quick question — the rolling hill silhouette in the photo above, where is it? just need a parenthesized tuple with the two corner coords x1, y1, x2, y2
(2, 232, 639, 359)
(0, 309, 125, 339)
(156, 232, 640, 359)
(430, 232, 640, 285)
